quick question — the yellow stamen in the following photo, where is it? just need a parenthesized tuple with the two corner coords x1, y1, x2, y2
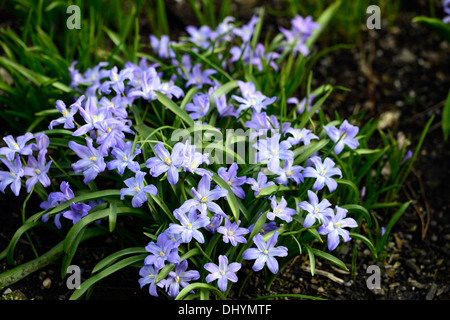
(159, 251, 164, 256)
(123, 156, 128, 161)
(322, 170, 327, 175)
(106, 127, 112, 133)
(62, 110, 68, 116)
(10, 172, 15, 177)
(228, 181, 232, 185)
(187, 223, 192, 229)
(134, 186, 140, 191)
(228, 231, 234, 236)
(112, 75, 118, 81)
(90, 156, 97, 161)
(35, 168, 41, 174)
(13, 143, 19, 150)
(272, 149, 277, 154)
(221, 270, 225, 275)
(258, 187, 262, 191)
(263, 250, 268, 254)
(298, 133, 302, 139)
(201, 197, 207, 202)
(288, 171, 293, 175)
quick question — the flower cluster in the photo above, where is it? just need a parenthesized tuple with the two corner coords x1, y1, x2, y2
(0, 13, 362, 299)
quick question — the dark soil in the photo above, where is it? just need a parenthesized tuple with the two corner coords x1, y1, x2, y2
(1, 2, 449, 301)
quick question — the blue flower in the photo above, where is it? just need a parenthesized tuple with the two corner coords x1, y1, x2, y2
(245, 172, 275, 197)
(144, 233, 180, 269)
(185, 64, 217, 88)
(150, 34, 176, 59)
(127, 69, 160, 101)
(322, 120, 360, 154)
(159, 80, 184, 100)
(232, 15, 259, 42)
(120, 171, 157, 208)
(177, 140, 212, 177)
(23, 152, 52, 193)
(162, 259, 200, 299)
(318, 206, 358, 251)
(69, 137, 106, 184)
(273, 159, 304, 186)
(252, 132, 293, 173)
(49, 96, 83, 130)
(146, 141, 184, 185)
(218, 162, 246, 199)
(204, 213, 224, 233)
(177, 174, 228, 217)
(242, 231, 288, 274)
(302, 156, 342, 192)
(267, 195, 297, 223)
(213, 92, 239, 118)
(40, 181, 75, 229)
(287, 94, 315, 114)
(0, 155, 24, 196)
(217, 218, 249, 246)
(72, 96, 108, 136)
(96, 117, 135, 155)
(98, 66, 134, 95)
(168, 207, 210, 244)
(62, 202, 92, 224)
(298, 190, 334, 227)
(232, 81, 276, 114)
(205, 255, 241, 292)
(186, 25, 215, 49)
(98, 95, 130, 119)
(0, 132, 34, 161)
(107, 141, 141, 174)
(138, 265, 164, 297)
(185, 92, 210, 120)
(284, 127, 319, 146)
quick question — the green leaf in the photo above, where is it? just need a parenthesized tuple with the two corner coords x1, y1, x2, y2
(155, 91, 194, 127)
(412, 16, 450, 42)
(377, 201, 411, 254)
(109, 201, 118, 233)
(62, 206, 145, 276)
(69, 253, 148, 300)
(340, 204, 372, 227)
(304, 244, 315, 276)
(256, 184, 290, 198)
(91, 247, 148, 274)
(175, 282, 226, 300)
(349, 232, 377, 260)
(46, 190, 121, 217)
(311, 248, 348, 271)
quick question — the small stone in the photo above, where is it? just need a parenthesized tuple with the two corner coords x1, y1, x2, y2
(426, 283, 438, 300)
(43, 277, 52, 289)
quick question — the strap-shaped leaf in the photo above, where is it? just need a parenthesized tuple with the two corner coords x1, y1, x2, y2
(155, 91, 194, 127)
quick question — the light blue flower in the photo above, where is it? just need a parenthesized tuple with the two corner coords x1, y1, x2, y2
(205, 255, 241, 292)
(119, 171, 157, 208)
(242, 231, 288, 274)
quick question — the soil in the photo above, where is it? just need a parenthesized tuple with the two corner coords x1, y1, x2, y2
(1, 1, 449, 301)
